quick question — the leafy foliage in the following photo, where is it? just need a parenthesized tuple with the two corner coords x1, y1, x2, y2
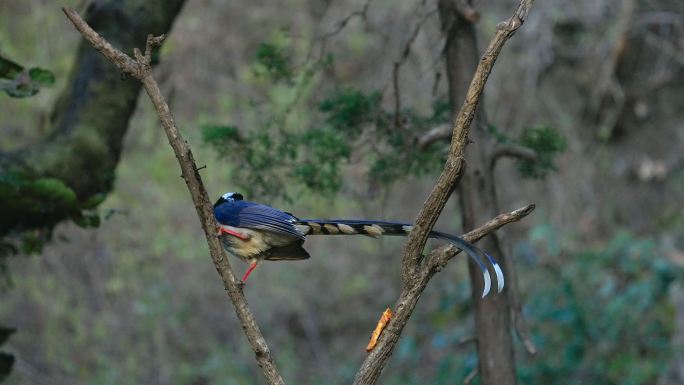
(0, 55, 55, 98)
(518, 231, 678, 385)
(488, 124, 566, 179)
(254, 41, 293, 83)
(202, 89, 450, 199)
(0, 55, 77, 270)
(205, 37, 569, 201)
(396, 231, 679, 385)
(0, 172, 102, 262)
(516, 126, 566, 178)
(0, 54, 58, 383)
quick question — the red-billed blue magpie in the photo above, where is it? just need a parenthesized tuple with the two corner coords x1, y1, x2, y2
(214, 192, 504, 297)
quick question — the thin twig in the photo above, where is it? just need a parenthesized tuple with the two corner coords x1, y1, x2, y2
(454, 0, 480, 23)
(417, 123, 452, 149)
(427, 204, 535, 270)
(392, 4, 437, 128)
(353, 2, 535, 382)
(399, 0, 535, 283)
(490, 143, 539, 170)
(319, 0, 374, 42)
(62, 8, 285, 385)
(352, 204, 535, 385)
(498, 230, 537, 356)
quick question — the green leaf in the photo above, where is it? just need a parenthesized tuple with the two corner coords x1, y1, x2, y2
(29, 178, 79, 208)
(28, 67, 55, 86)
(73, 213, 101, 228)
(82, 193, 107, 210)
(201, 124, 242, 144)
(318, 89, 381, 134)
(255, 42, 293, 83)
(1, 72, 38, 98)
(19, 233, 44, 255)
(0, 55, 54, 98)
(516, 126, 566, 178)
(0, 56, 23, 79)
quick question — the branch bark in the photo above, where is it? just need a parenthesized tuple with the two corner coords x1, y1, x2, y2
(439, 0, 534, 383)
(399, 0, 535, 284)
(354, 1, 535, 384)
(63, 8, 285, 385)
(417, 123, 451, 149)
(354, 204, 535, 385)
(491, 143, 539, 167)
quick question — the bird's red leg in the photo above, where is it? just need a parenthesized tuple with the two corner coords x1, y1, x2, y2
(242, 261, 259, 283)
(218, 226, 251, 241)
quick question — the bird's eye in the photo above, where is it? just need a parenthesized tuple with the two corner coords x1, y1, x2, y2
(232, 193, 244, 201)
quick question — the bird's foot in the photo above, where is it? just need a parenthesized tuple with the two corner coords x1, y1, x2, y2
(218, 226, 251, 241)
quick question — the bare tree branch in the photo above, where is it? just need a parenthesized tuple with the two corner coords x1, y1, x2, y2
(491, 231, 537, 356)
(454, 0, 480, 23)
(353, 203, 536, 385)
(353, 1, 535, 383)
(417, 123, 452, 149)
(399, 0, 535, 284)
(427, 204, 535, 270)
(319, 0, 374, 42)
(392, 3, 436, 128)
(62, 8, 285, 385)
(490, 143, 539, 169)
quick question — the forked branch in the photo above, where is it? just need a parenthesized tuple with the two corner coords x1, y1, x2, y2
(354, 1, 535, 384)
(63, 8, 285, 385)
(400, 0, 535, 282)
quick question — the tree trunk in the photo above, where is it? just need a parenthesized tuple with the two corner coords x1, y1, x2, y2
(438, 1, 517, 384)
(1, 0, 185, 237)
(30, 0, 186, 199)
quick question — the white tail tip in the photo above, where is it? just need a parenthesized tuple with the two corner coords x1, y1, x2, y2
(494, 263, 505, 293)
(482, 271, 492, 298)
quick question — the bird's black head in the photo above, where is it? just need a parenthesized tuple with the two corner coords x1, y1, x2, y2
(214, 192, 244, 207)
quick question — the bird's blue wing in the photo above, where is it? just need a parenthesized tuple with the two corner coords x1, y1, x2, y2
(215, 200, 305, 240)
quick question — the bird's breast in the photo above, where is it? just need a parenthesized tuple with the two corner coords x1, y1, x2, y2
(219, 225, 297, 262)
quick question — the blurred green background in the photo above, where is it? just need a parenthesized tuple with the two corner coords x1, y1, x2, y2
(1, 0, 683, 384)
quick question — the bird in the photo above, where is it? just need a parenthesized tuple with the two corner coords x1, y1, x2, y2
(213, 192, 504, 297)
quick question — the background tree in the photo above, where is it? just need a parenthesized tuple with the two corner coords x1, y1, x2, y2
(0, 0, 682, 384)
(0, 0, 185, 262)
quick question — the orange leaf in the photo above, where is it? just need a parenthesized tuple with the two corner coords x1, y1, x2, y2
(365, 308, 393, 352)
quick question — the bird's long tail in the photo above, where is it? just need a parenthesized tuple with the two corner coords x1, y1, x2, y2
(296, 219, 503, 297)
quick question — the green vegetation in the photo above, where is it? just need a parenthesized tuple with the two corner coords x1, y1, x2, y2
(0, 55, 55, 98)
(204, 42, 567, 200)
(389, 230, 679, 385)
(203, 62, 453, 199)
(488, 124, 567, 178)
(0, 58, 103, 266)
(0, 172, 102, 255)
(516, 126, 567, 178)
